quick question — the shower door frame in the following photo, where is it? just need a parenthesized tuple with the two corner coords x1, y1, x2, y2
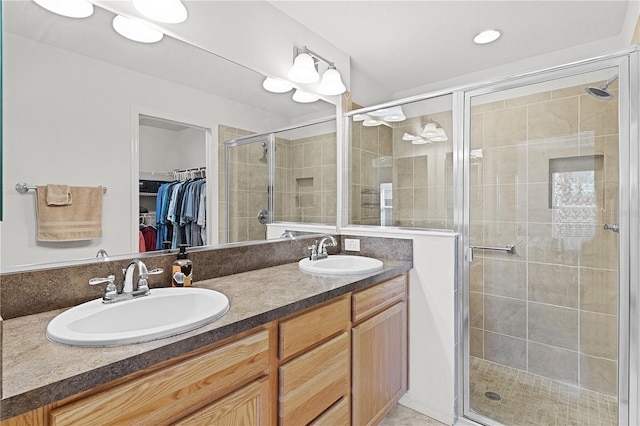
(224, 133, 275, 243)
(456, 49, 638, 426)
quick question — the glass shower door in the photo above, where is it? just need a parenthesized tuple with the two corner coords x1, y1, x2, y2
(224, 134, 274, 243)
(464, 66, 623, 425)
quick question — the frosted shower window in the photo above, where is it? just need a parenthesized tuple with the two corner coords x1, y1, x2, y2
(549, 155, 603, 238)
(349, 94, 453, 229)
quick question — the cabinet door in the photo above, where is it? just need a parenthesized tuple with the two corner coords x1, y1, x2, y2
(352, 302, 407, 426)
(174, 377, 270, 425)
(49, 329, 269, 426)
(279, 332, 349, 425)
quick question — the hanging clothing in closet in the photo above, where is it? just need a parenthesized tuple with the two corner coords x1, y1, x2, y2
(155, 179, 206, 250)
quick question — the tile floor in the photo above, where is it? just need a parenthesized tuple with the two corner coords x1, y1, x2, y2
(469, 357, 618, 425)
(380, 404, 447, 425)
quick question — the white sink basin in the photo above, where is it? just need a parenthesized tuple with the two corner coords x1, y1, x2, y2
(46, 288, 229, 347)
(299, 255, 383, 275)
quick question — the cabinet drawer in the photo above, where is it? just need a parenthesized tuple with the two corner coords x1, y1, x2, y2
(49, 329, 270, 426)
(352, 274, 406, 323)
(279, 332, 349, 425)
(309, 397, 350, 426)
(174, 377, 271, 425)
(279, 296, 349, 360)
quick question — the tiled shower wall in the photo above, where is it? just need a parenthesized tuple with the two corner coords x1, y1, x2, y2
(219, 125, 337, 243)
(350, 111, 453, 229)
(469, 80, 619, 396)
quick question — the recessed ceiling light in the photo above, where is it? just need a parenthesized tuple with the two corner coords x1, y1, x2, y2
(112, 15, 164, 43)
(33, 0, 94, 18)
(473, 29, 501, 45)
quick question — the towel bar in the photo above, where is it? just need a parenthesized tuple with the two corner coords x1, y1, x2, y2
(15, 182, 107, 194)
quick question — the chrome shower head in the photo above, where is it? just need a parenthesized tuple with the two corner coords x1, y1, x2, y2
(585, 75, 618, 100)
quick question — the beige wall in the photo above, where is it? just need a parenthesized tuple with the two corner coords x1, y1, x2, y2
(469, 79, 619, 396)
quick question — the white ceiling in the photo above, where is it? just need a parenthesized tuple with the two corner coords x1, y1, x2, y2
(269, 1, 631, 100)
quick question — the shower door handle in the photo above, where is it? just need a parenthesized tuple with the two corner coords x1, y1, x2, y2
(603, 224, 619, 233)
(466, 244, 516, 262)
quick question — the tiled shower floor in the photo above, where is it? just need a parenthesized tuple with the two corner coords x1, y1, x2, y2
(470, 357, 618, 425)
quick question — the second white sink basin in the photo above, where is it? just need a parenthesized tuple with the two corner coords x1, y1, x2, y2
(46, 288, 229, 347)
(299, 255, 383, 275)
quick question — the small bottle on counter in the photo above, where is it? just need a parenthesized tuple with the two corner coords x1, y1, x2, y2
(172, 244, 193, 287)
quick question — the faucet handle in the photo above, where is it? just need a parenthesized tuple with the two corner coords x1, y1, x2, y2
(89, 275, 117, 300)
(148, 268, 163, 275)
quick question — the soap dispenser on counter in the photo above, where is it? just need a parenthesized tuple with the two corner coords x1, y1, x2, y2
(172, 244, 193, 287)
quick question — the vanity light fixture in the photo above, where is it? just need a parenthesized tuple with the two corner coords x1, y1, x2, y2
(289, 46, 347, 95)
(473, 29, 501, 45)
(288, 52, 320, 84)
(33, 0, 94, 18)
(421, 123, 439, 138)
(362, 119, 382, 127)
(112, 15, 164, 43)
(352, 114, 367, 121)
(318, 66, 347, 96)
(133, 0, 188, 24)
(430, 128, 449, 142)
(411, 139, 429, 145)
(262, 77, 293, 93)
(292, 89, 320, 103)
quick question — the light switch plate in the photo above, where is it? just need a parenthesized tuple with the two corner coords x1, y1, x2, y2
(344, 238, 361, 251)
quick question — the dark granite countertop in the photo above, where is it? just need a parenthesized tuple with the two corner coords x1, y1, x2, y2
(1, 258, 410, 420)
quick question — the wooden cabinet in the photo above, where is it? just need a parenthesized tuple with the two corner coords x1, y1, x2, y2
(49, 328, 271, 426)
(352, 275, 408, 426)
(174, 377, 271, 425)
(2, 272, 410, 426)
(278, 296, 350, 425)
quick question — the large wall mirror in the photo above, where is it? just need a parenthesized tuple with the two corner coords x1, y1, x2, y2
(2, 1, 336, 271)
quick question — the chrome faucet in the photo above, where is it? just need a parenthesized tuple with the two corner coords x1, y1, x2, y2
(89, 259, 163, 303)
(308, 235, 337, 261)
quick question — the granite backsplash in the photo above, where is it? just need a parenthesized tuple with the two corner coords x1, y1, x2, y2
(0, 235, 412, 319)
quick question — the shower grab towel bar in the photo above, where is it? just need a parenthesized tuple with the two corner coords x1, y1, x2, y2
(15, 182, 107, 194)
(466, 244, 516, 262)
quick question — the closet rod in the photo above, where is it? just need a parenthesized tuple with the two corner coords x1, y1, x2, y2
(15, 182, 107, 194)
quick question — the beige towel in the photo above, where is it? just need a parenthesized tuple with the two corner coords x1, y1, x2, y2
(36, 186, 103, 241)
(46, 184, 72, 206)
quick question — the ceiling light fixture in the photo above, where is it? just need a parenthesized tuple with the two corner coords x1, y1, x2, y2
(473, 29, 501, 45)
(133, 0, 188, 24)
(112, 15, 164, 43)
(292, 89, 320, 103)
(33, 0, 94, 18)
(288, 46, 347, 95)
(262, 77, 293, 93)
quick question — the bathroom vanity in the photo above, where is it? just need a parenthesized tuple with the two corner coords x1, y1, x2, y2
(0, 245, 411, 425)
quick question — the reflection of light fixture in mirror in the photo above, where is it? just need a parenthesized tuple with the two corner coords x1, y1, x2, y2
(318, 66, 346, 96)
(292, 90, 319, 103)
(288, 53, 319, 84)
(362, 119, 382, 127)
(33, 0, 94, 18)
(369, 106, 406, 122)
(113, 15, 164, 43)
(421, 123, 439, 138)
(262, 77, 293, 93)
(430, 128, 449, 142)
(402, 132, 420, 141)
(411, 139, 429, 145)
(353, 114, 367, 121)
(133, 0, 188, 24)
